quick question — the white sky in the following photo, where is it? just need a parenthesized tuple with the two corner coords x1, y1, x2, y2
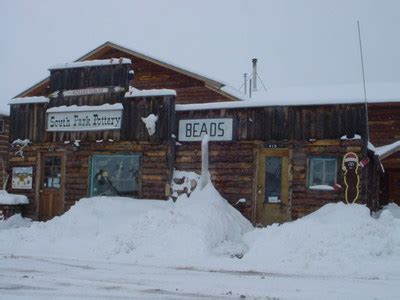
(1, 0, 399, 112)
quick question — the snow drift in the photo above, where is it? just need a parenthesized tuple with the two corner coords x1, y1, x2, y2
(0, 184, 400, 279)
(0, 183, 251, 266)
(235, 202, 400, 278)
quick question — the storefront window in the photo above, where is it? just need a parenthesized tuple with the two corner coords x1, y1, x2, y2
(308, 157, 337, 188)
(90, 154, 140, 197)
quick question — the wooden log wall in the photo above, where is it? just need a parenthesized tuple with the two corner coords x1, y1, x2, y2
(9, 95, 175, 144)
(176, 105, 368, 223)
(49, 64, 130, 92)
(8, 141, 170, 220)
(0, 116, 9, 189)
(177, 104, 367, 141)
(175, 139, 365, 223)
(80, 47, 233, 104)
(368, 102, 400, 170)
(290, 139, 364, 219)
(175, 142, 256, 220)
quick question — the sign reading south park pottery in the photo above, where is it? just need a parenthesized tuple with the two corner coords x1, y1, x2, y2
(178, 118, 234, 141)
(342, 152, 360, 204)
(46, 104, 123, 132)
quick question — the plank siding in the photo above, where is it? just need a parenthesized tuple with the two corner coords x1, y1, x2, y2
(8, 142, 170, 219)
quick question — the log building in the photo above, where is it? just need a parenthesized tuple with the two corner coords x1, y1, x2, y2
(6, 42, 399, 224)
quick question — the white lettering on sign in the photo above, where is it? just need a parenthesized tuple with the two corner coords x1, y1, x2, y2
(178, 118, 233, 141)
(47, 109, 123, 132)
(61, 87, 125, 97)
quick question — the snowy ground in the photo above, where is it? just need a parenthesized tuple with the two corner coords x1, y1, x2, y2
(0, 183, 400, 299)
(1, 255, 399, 299)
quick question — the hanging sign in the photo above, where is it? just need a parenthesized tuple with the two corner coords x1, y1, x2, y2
(46, 104, 123, 132)
(178, 118, 234, 142)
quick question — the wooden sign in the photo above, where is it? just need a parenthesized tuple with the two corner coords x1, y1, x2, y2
(342, 152, 360, 204)
(46, 104, 123, 132)
(178, 118, 233, 142)
(12, 167, 33, 189)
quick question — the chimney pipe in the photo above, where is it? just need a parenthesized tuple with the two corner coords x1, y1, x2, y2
(252, 58, 257, 91)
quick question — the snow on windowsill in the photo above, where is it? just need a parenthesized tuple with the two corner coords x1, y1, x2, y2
(49, 58, 131, 70)
(46, 103, 123, 113)
(309, 185, 334, 191)
(8, 96, 49, 105)
(0, 191, 29, 205)
(125, 87, 176, 98)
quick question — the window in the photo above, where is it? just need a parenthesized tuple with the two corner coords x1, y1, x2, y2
(265, 156, 282, 203)
(43, 156, 62, 189)
(0, 119, 4, 134)
(308, 157, 337, 188)
(90, 154, 140, 197)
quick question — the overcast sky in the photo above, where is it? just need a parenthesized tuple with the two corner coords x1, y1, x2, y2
(1, 0, 399, 111)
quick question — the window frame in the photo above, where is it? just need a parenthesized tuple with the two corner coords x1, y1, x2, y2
(89, 153, 141, 197)
(308, 156, 338, 190)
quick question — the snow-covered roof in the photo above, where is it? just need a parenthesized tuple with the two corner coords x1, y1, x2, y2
(8, 96, 49, 105)
(236, 82, 400, 104)
(48, 58, 132, 70)
(0, 191, 29, 205)
(46, 103, 123, 113)
(125, 87, 176, 98)
(369, 141, 400, 160)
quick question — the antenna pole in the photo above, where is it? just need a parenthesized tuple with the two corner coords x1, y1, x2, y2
(244, 73, 247, 95)
(357, 20, 369, 140)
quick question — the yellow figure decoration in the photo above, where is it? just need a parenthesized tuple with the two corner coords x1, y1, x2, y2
(342, 152, 360, 204)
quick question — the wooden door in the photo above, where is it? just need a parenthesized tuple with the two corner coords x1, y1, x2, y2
(388, 171, 400, 204)
(39, 153, 66, 221)
(255, 148, 290, 226)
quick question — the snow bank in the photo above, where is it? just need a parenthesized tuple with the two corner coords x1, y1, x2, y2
(0, 191, 29, 205)
(235, 202, 400, 278)
(0, 183, 251, 266)
(1, 186, 399, 279)
(0, 214, 31, 231)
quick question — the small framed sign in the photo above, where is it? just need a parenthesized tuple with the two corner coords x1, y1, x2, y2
(12, 167, 33, 189)
(178, 118, 234, 142)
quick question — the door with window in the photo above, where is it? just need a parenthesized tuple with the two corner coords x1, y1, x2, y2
(39, 153, 66, 220)
(90, 154, 141, 197)
(255, 148, 290, 226)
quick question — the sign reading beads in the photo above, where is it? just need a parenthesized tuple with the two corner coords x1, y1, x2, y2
(178, 118, 233, 141)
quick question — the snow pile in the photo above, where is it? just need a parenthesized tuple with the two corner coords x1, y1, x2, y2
(0, 214, 31, 230)
(237, 202, 400, 278)
(1, 186, 400, 278)
(0, 191, 29, 205)
(0, 184, 251, 266)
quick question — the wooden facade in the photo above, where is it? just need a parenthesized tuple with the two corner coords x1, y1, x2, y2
(7, 41, 391, 225)
(368, 102, 400, 205)
(0, 115, 9, 189)
(17, 42, 237, 104)
(175, 105, 368, 222)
